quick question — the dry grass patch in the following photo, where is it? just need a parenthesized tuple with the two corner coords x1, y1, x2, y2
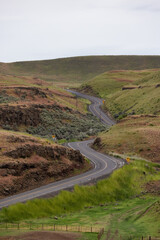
(93, 115, 160, 163)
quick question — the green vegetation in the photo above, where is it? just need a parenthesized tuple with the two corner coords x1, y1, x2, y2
(0, 90, 18, 104)
(80, 69, 152, 97)
(1, 159, 159, 223)
(22, 196, 159, 240)
(26, 109, 106, 141)
(0, 158, 160, 240)
(81, 70, 160, 118)
(1, 56, 160, 84)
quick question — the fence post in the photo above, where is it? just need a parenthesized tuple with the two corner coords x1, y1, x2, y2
(149, 237, 151, 240)
(142, 237, 143, 240)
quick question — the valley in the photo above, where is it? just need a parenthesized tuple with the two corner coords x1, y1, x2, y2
(0, 55, 160, 240)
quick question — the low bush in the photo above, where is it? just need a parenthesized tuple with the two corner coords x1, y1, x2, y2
(0, 92, 18, 103)
(27, 109, 106, 141)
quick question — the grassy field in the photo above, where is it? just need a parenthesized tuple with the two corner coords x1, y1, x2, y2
(1, 195, 159, 240)
(22, 196, 160, 240)
(1, 56, 160, 84)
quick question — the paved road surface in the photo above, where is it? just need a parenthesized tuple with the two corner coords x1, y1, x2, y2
(0, 91, 124, 209)
(67, 90, 115, 126)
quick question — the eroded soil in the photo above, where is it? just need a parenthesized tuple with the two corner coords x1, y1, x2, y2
(0, 231, 81, 240)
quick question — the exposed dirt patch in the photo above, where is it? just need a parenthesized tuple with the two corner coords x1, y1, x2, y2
(145, 180, 160, 195)
(113, 77, 133, 83)
(79, 85, 97, 96)
(0, 231, 81, 240)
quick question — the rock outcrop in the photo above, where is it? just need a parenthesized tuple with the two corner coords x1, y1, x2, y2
(0, 133, 87, 197)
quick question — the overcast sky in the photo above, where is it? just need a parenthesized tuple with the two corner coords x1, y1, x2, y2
(0, 0, 160, 62)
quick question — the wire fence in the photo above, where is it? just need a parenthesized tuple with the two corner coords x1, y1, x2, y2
(0, 222, 104, 238)
(141, 237, 160, 240)
(1, 223, 160, 240)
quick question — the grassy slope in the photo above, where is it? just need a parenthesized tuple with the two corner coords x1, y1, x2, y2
(81, 69, 160, 116)
(0, 72, 95, 115)
(1, 56, 160, 84)
(84, 70, 160, 162)
(94, 115, 160, 162)
(80, 69, 154, 96)
(106, 71, 160, 117)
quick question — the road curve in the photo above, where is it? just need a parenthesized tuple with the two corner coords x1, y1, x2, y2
(67, 90, 116, 126)
(0, 91, 124, 209)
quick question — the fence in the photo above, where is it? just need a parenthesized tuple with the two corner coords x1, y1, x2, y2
(98, 228, 104, 240)
(0, 222, 104, 239)
(141, 237, 160, 240)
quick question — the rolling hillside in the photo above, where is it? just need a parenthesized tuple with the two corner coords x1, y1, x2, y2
(81, 69, 160, 117)
(1, 56, 160, 84)
(82, 69, 160, 163)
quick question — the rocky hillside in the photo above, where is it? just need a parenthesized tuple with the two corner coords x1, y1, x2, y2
(0, 78, 102, 197)
(0, 131, 88, 197)
(0, 86, 105, 140)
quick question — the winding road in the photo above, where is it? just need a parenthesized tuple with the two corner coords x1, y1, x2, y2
(0, 91, 124, 209)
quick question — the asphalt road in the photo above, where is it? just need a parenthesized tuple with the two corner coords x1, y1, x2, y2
(67, 90, 116, 126)
(0, 91, 124, 209)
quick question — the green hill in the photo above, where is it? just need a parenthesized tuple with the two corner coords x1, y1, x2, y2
(106, 71, 160, 117)
(81, 69, 160, 117)
(1, 55, 160, 83)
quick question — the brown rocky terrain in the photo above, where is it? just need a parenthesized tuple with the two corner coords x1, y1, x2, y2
(0, 131, 88, 197)
(0, 101, 73, 129)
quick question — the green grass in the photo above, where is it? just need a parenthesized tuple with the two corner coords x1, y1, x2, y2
(106, 80, 160, 117)
(1, 196, 159, 240)
(0, 159, 159, 223)
(80, 70, 160, 117)
(80, 69, 153, 97)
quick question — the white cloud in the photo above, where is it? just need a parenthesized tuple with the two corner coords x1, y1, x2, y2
(0, 0, 160, 62)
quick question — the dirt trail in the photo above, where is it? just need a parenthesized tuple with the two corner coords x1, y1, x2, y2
(0, 231, 81, 240)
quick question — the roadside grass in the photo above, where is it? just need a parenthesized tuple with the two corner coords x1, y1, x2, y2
(0, 196, 159, 240)
(95, 115, 160, 163)
(0, 158, 160, 223)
